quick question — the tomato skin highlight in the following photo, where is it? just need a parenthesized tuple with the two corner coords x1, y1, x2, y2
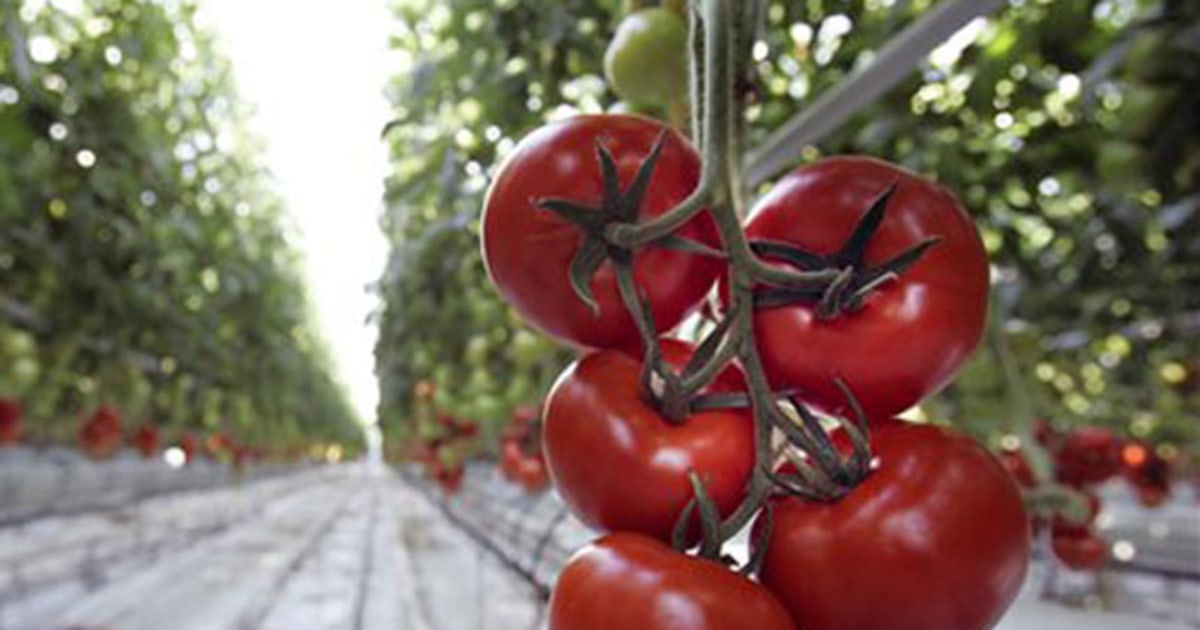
(742, 156, 988, 421)
(756, 422, 1028, 630)
(549, 532, 795, 630)
(542, 339, 754, 542)
(482, 115, 721, 349)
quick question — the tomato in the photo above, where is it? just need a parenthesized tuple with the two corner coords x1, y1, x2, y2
(998, 448, 1036, 488)
(1051, 530, 1107, 571)
(178, 433, 198, 463)
(549, 532, 794, 630)
(756, 422, 1028, 630)
(604, 8, 688, 108)
(435, 461, 465, 495)
(131, 423, 162, 459)
(543, 339, 754, 542)
(739, 157, 988, 421)
(500, 438, 525, 482)
(517, 451, 551, 493)
(482, 115, 721, 349)
(79, 406, 123, 459)
(1054, 427, 1121, 486)
(0, 398, 22, 446)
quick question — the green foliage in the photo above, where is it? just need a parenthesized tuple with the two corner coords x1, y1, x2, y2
(375, 0, 1198, 453)
(0, 0, 360, 450)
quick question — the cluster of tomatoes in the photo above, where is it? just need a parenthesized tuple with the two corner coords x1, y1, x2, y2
(1000, 423, 1176, 572)
(0, 396, 267, 468)
(479, 106, 1035, 629)
(411, 406, 480, 496)
(497, 406, 550, 494)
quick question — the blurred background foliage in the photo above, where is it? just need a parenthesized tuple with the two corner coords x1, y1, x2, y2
(0, 0, 361, 455)
(374, 0, 1198, 460)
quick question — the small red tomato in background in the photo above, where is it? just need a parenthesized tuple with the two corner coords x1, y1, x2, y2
(756, 422, 1028, 630)
(482, 115, 722, 349)
(78, 406, 123, 459)
(178, 433, 198, 463)
(543, 339, 754, 542)
(549, 532, 794, 630)
(0, 398, 23, 446)
(740, 157, 988, 422)
(131, 423, 162, 459)
(1052, 529, 1108, 571)
(1051, 490, 1101, 538)
(1054, 427, 1121, 486)
(435, 461, 465, 495)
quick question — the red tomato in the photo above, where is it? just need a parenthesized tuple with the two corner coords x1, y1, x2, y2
(482, 115, 721, 349)
(756, 422, 1028, 630)
(1051, 530, 1108, 571)
(435, 462, 465, 495)
(178, 433, 198, 463)
(131, 423, 162, 459)
(79, 406, 123, 459)
(549, 532, 794, 630)
(1054, 427, 1121, 486)
(499, 439, 524, 482)
(739, 157, 988, 421)
(998, 448, 1036, 488)
(0, 398, 22, 446)
(517, 452, 551, 493)
(542, 339, 754, 542)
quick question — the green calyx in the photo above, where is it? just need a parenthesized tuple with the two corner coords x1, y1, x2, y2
(536, 132, 723, 317)
(750, 184, 941, 318)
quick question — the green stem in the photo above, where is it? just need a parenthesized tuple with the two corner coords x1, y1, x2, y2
(988, 297, 1054, 483)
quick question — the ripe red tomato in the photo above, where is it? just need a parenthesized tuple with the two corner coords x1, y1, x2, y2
(1054, 427, 1121, 486)
(131, 423, 162, 459)
(741, 157, 988, 421)
(1051, 529, 1108, 571)
(1051, 490, 1101, 538)
(435, 461, 465, 495)
(178, 433, 198, 463)
(549, 532, 794, 630)
(482, 115, 721, 349)
(542, 339, 754, 542)
(499, 439, 524, 482)
(517, 451, 551, 493)
(79, 406, 123, 459)
(756, 422, 1028, 630)
(0, 398, 22, 446)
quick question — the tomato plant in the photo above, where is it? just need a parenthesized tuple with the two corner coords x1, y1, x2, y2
(740, 157, 988, 421)
(542, 339, 754, 542)
(482, 115, 721, 349)
(548, 532, 794, 630)
(755, 423, 1028, 630)
(604, 8, 689, 108)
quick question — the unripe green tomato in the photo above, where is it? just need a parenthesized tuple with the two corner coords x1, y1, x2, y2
(605, 8, 688, 108)
(465, 334, 491, 366)
(510, 329, 545, 367)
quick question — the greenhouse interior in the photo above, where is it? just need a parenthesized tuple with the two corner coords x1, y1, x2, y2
(0, 0, 1197, 628)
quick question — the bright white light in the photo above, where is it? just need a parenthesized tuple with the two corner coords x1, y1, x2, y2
(29, 35, 58, 64)
(1112, 540, 1136, 562)
(163, 447, 187, 468)
(75, 149, 96, 168)
(930, 17, 987, 70)
(199, 0, 393, 424)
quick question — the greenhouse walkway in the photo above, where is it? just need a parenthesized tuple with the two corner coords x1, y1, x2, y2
(0, 462, 1194, 630)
